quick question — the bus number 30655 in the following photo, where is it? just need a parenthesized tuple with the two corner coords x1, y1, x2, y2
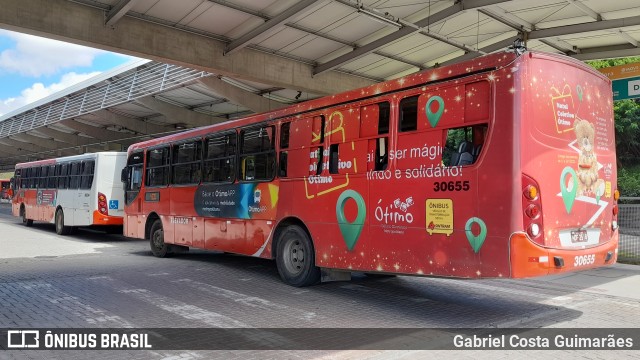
(574, 254, 596, 267)
(433, 181, 470, 192)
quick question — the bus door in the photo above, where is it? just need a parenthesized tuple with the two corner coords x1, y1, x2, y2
(122, 151, 144, 237)
(199, 132, 240, 251)
(68, 161, 90, 225)
(40, 165, 57, 222)
(170, 139, 203, 247)
(77, 160, 95, 225)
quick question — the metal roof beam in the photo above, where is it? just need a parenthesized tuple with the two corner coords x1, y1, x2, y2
(92, 110, 174, 136)
(189, 99, 229, 109)
(0, 143, 31, 156)
(478, 8, 533, 32)
(440, 37, 517, 66)
(528, 15, 640, 40)
(616, 30, 639, 48)
(571, 43, 640, 60)
(314, 0, 511, 75)
(105, 0, 140, 27)
(539, 39, 579, 54)
(135, 96, 229, 128)
(0, 138, 51, 154)
(197, 77, 287, 113)
(29, 127, 86, 146)
(224, 0, 319, 56)
(60, 120, 124, 142)
(566, 0, 601, 21)
(11, 134, 61, 150)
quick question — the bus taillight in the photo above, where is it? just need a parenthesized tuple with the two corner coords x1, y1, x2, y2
(524, 185, 538, 201)
(98, 193, 108, 216)
(522, 174, 544, 244)
(612, 188, 619, 231)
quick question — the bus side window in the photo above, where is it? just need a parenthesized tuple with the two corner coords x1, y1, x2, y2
(442, 124, 488, 167)
(239, 125, 275, 181)
(53, 165, 61, 189)
(13, 169, 20, 190)
(29, 167, 36, 189)
(171, 140, 202, 185)
(146, 146, 170, 187)
(362, 102, 390, 171)
(374, 137, 388, 171)
(59, 163, 69, 189)
(47, 165, 56, 189)
(399, 96, 419, 132)
(203, 132, 236, 183)
(279, 122, 290, 177)
(38, 166, 47, 189)
(80, 160, 95, 190)
(279, 152, 288, 177)
(69, 162, 82, 189)
(131, 167, 143, 190)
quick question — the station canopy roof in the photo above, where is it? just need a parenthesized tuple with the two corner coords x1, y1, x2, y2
(0, 0, 638, 168)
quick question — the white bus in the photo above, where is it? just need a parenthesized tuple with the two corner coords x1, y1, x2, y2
(12, 152, 127, 235)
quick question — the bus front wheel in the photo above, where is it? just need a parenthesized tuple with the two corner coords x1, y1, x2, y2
(276, 225, 320, 287)
(150, 220, 169, 258)
(55, 209, 72, 235)
(21, 206, 33, 227)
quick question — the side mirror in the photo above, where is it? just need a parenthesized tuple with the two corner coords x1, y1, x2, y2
(121, 168, 128, 183)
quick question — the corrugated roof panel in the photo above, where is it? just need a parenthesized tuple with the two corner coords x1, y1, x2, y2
(185, 3, 255, 36)
(140, 0, 205, 24)
(159, 87, 217, 107)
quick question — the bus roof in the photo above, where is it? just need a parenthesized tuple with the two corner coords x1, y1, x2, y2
(15, 151, 127, 169)
(128, 50, 524, 152)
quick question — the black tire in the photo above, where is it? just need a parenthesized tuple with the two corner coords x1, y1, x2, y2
(55, 209, 71, 235)
(149, 220, 169, 257)
(276, 225, 320, 287)
(21, 206, 33, 227)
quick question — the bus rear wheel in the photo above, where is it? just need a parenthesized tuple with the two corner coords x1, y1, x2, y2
(21, 206, 33, 227)
(276, 225, 320, 287)
(55, 209, 72, 235)
(150, 220, 169, 258)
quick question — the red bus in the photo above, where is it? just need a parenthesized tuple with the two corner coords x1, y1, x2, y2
(122, 50, 619, 286)
(13, 152, 127, 234)
(0, 179, 10, 201)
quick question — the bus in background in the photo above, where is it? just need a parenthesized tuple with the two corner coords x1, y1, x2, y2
(122, 50, 618, 287)
(13, 152, 127, 235)
(0, 179, 10, 201)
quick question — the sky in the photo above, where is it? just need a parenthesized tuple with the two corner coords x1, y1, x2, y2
(0, 29, 138, 117)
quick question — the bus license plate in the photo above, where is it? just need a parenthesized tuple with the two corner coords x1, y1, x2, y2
(571, 229, 588, 243)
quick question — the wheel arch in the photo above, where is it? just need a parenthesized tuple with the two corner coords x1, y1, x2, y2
(145, 212, 161, 240)
(272, 216, 314, 260)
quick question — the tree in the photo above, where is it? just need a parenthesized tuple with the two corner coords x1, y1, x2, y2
(586, 58, 640, 166)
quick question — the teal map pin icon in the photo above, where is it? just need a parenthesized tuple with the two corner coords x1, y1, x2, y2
(426, 96, 445, 127)
(576, 85, 583, 102)
(465, 217, 487, 254)
(336, 190, 366, 251)
(560, 166, 578, 214)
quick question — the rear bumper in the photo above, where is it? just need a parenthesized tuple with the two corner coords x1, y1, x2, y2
(510, 231, 618, 278)
(92, 210, 124, 226)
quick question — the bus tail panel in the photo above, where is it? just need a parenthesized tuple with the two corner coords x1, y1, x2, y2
(510, 232, 618, 278)
(518, 53, 617, 259)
